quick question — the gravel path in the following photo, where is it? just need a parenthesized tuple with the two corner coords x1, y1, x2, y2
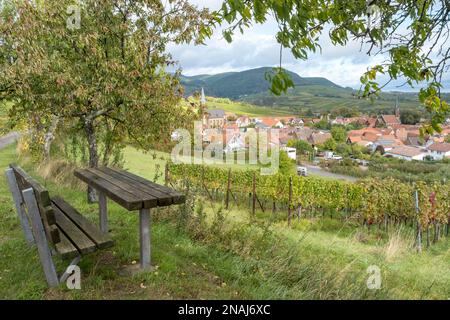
(0, 131, 20, 150)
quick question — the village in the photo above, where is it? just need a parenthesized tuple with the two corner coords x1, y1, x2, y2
(199, 90, 450, 164)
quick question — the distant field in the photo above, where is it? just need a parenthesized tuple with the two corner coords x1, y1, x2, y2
(205, 97, 295, 117)
(241, 85, 428, 115)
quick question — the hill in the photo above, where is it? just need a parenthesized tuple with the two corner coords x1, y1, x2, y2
(181, 67, 342, 99)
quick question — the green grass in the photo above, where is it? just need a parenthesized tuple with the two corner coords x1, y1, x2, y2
(1, 144, 449, 299)
(0, 101, 12, 133)
(0, 145, 258, 299)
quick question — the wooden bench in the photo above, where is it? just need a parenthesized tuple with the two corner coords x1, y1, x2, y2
(5, 164, 114, 287)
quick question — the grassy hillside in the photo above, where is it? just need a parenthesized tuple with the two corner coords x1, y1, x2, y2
(1, 144, 449, 299)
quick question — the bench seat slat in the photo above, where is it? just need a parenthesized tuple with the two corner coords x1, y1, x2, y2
(54, 231, 79, 259)
(51, 197, 114, 249)
(53, 205, 97, 255)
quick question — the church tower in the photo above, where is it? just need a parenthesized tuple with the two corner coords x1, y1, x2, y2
(395, 96, 400, 119)
(200, 87, 206, 105)
(200, 88, 207, 126)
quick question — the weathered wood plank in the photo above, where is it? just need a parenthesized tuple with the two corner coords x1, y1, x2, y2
(110, 166, 185, 200)
(106, 167, 185, 205)
(54, 230, 80, 259)
(74, 169, 143, 210)
(51, 197, 114, 249)
(88, 168, 158, 208)
(22, 188, 59, 287)
(53, 205, 97, 255)
(98, 191, 108, 234)
(10, 164, 59, 244)
(5, 168, 34, 246)
(97, 167, 170, 207)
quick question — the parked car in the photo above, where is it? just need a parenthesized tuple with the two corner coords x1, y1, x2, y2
(297, 166, 308, 177)
(324, 151, 342, 161)
(330, 155, 343, 161)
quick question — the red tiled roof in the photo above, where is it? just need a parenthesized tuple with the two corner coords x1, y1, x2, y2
(428, 143, 450, 152)
(347, 136, 362, 143)
(260, 117, 282, 127)
(309, 132, 332, 145)
(381, 115, 401, 125)
(386, 146, 426, 157)
(362, 132, 379, 142)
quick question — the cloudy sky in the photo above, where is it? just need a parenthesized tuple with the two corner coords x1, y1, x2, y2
(169, 0, 449, 91)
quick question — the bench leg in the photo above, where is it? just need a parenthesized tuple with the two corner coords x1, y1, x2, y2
(98, 191, 108, 233)
(22, 188, 59, 288)
(139, 208, 151, 269)
(5, 169, 35, 246)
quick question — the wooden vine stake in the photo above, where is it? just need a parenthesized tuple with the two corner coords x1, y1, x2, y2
(415, 190, 422, 253)
(252, 172, 256, 218)
(225, 168, 231, 210)
(288, 176, 293, 227)
(164, 163, 169, 186)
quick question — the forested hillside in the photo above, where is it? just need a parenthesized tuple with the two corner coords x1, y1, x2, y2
(181, 67, 448, 115)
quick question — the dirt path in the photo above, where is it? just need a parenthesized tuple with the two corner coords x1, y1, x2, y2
(304, 164, 358, 182)
(0, 132, 19, 150)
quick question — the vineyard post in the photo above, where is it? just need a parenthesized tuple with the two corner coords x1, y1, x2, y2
(252, 172, 256, 217)
(447, 189, 450, 236)
(201, 166, 204, 194)
(272, 201, 276, 219)
(415, 190, 422, 253)
(165, 163, 169, 186)
(345, 187, 349, 221)
(446, 213, 450, 237)
(226, 168, 231, 210)
(288, 176, 293, 227)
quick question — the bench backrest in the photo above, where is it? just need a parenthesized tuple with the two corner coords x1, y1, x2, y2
(9, 164, 60, 245)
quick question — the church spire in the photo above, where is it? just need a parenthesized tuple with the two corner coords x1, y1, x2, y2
(200, 87, 206, 106)
(395, 95, 400, 118)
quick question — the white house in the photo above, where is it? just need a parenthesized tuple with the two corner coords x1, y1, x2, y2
(236, 116, 250, 128)
(224, 133, 246, 153)
(384, 146, 428, 161)
(427, 143, 450, 160)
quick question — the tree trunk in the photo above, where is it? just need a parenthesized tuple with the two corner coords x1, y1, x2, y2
(84, 119, 99, 203)
(43, 116, 59, 161)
